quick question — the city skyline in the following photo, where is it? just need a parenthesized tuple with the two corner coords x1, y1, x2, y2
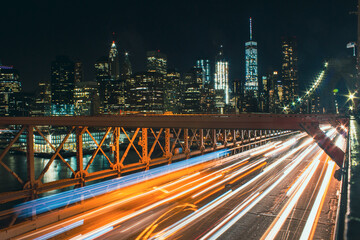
(0, 0, 356, 93)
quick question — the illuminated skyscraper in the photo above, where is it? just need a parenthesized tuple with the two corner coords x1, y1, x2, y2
(214, 45, 229, 105)
(196, 59, 211, 85)
(50, 56, 75, 116)
(121, 51, 132, 79)
(109, 41, 120, 80)
(0, 65, 21, 116)
(33, 81, 51, 116)
(95, 57, 111, 113)
(244, 17, 258, 95)
(146, 50, 167, 75)
(281, 36, 298, 105)
(74, 61, 83, 83)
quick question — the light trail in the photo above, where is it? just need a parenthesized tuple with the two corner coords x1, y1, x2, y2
(299, 160, 336, 240)
(264, 133, 307, 157)
(32, 220, 84, 240)
(70, 169, 230, 240)
(286, 145, 319, 197)
(250, 141, 281, 156)
(263, 138, 313, 173)
(261, 152, 323, 240)
(17, 149, 230, 218)
(200, 142, 318, 240)
(191, 157, 266, 199)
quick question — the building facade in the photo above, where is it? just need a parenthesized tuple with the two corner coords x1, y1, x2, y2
(196, 59, 211, 86)
(146, 51, 167, 75)
(50, 56, 75, 116)
(109, 41, 120, 80)
(214, 45, 229, 106)
(244, 17, 258, 96)
(0, 65, 21, 116)
(281, 36, 298, 105)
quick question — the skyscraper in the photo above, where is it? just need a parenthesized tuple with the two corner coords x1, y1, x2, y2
(281, 36, 298, 105)
(196, 59, 211, 86)
(95, 57, 111, 113)
(33, 81, 51, 116)
(164, 69, 182, 113)
(74, 81, 100, 115)
(74, 61, 83, 83)
(182, 68, 203, 113)
(121, 51, 132, 79)
(244, 17, 258, 96)
(50, 56, 75, 116)
(214, 45, 229, 105)
(146, 50, 167, 75)
(127, 72, 164, 113)
(0, 65, 21, 116)
(109, 41, 120, 80)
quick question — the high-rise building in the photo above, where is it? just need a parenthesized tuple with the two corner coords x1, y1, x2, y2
(33, 81, 51, 116)
(281, 36, 298, 105)
(95, 57, 112, 113)
(0, 65, 21, 116)
(214, 45, 229, 105)
(121, 51, 132, 79)
(146, 50, 167, 75)
(74, 81, 100, 115)
(268, 71, 283, 113)
(244, 17, 258, 96)
(182, 68, 203, 113)
(127, 72, 164, 113)
(164, 69, 182, 113)
(74, 61, 83, 83)
(9, 92, 34, 117)
(109, 41, 120, 80)
(50, 56, 75, 116)
(196, 59, 211, 86)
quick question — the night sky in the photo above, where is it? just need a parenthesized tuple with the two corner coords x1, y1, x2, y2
(0, 0, 357, 93)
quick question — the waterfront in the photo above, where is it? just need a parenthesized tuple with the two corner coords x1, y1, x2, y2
(0, 150, 141, 195)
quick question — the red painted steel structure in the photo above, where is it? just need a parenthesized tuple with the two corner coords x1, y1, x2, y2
(0, 114, 348, 207)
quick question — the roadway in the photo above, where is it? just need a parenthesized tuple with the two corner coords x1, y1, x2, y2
(4, 129, 343, 240)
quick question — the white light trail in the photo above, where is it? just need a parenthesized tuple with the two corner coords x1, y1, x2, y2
(201, 142, 317, 240)
(33, 220, 84, 240)
(263, 157, 321, 240)
(299, 160, 335, 240)
(263, 138, 313, 173)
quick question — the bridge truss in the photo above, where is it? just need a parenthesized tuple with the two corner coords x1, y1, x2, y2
(0, 114, 348, 208)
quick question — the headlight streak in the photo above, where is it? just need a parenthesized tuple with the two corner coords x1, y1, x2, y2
(16, 148, 263, 240)
(17, 149, 230, 218)
(30, 220, 84, 240)
(199, 141, 317, 240)
(299, 160, 336, 240)
(149, 190, 234, 240)
(191, 157, 265, 199)
(286, 147, 320, 197)
(69, 173, 227, 240)
(70, 226, 114, 240)
(249, 141, 281, 156)
(263, 133, 307, 158)
(263, 138, 313, 174)
(17, 171, 202, 240)
(261, 155, 322, 240)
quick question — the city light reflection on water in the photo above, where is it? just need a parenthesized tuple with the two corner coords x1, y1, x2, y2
(0, 150, 140, 195)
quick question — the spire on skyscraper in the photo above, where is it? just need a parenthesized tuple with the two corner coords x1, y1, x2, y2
(109, 33, 120, 80)
(249, 17, 253, 41)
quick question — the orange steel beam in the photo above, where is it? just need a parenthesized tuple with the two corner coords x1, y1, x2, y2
(0, 114, 345, 130)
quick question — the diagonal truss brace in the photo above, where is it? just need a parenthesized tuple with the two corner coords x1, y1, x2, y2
(301, 122, 345, 167)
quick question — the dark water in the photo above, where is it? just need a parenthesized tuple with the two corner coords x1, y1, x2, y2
(0, 150, 141, 195)
(347, 117, 360, 239)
